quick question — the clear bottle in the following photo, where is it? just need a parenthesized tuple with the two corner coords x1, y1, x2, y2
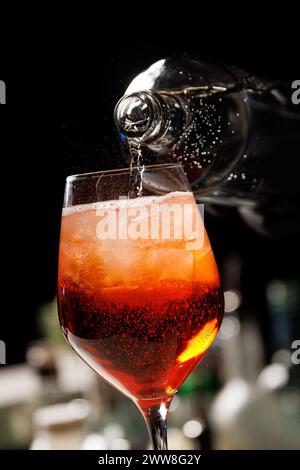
(114, 55, 300, 220)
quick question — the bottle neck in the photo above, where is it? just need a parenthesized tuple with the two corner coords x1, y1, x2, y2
(114, 90, 187, 147)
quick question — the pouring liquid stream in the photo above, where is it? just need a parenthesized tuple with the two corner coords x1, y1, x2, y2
(128, 137, 144, 198)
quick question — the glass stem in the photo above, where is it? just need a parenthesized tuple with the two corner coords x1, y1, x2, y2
(137, 396, 173, 450)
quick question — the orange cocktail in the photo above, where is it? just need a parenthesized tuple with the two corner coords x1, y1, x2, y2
(58, 191, 223, 400)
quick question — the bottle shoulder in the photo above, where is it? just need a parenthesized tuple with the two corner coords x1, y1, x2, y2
(126, 54, 276, 96)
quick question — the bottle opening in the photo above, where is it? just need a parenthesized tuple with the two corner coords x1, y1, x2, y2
(114, 90, 168, 142)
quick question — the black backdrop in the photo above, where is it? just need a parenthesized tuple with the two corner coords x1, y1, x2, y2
(1, 27, 299, 363)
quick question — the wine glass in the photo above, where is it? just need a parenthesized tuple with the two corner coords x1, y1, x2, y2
(57, 163, 224, 450)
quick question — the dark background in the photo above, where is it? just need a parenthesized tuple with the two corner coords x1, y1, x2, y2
(1, 26, 299, 363)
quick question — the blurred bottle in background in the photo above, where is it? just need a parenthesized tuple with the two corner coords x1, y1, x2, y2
(30, 400, 90, 450)
(209, 255, 300, 449)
